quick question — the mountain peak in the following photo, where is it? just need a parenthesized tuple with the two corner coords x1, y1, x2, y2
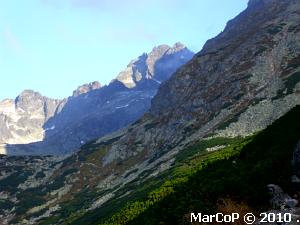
(150, 44, 171, 55)
(18, 89, 41, 97)
(72, 81, 101, 97)
(248, 0, 264, 6)
(247, 0, 282, 7)
(15, 90, 44, 106)
(113, 43, 194, 88)
(149, 42, 186, 57)
(173, 42, 186, 50)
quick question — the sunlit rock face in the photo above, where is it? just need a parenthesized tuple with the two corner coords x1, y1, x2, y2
(0, 90, 63, 148)
(114, 42, 193, 88)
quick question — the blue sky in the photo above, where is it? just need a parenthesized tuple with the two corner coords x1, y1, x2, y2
(0, 0, 248, 100)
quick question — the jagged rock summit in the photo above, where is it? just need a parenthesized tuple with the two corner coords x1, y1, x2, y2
(1, 43, 193, 155)
(113, 42, 192, 88)
(49, 0, 300, 210)
(0, 90, 63, 146)
(72, 81, 102, 97)
(1, 0, 300, 224)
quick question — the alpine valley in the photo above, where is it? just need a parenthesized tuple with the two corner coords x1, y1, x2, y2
(1, 0, 300, 225)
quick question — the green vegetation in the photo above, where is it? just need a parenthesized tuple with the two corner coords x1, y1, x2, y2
(267, 25, 282, 35)
(254, 46, 268, 56)
(174, 137, 243, 164)
(52, 188, 100, 225)
(37, 106, 300, 225)
(66, 137, 245, 225)
(98, 138, 251, 225)
(144, 121, 160, 131)
(66, 169, 170, 225)
(94, 105, 300, 225)
(217, 107, 248, 130)
(0, 169, 33, 192)
(273, 71, 300, 99)
(35, 171, 46, 179)
(124, 168, 139, 178)
(285, 56, 300, 71)
(11, 165, 79, 221)
(15, 190, 45, 215)
(285, 71, 300, 94)
(0, 200, 14, 211)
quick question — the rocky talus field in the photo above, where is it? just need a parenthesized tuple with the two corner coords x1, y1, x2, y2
(0, 0, 300, 224)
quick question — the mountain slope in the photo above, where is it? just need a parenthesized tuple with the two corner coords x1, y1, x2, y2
(1, 0, 300, 224)
(55, 0, 300, 223)
(96, 105, 300, 225)
(84, 0, 300, 177)
(3, 43, 193, 155)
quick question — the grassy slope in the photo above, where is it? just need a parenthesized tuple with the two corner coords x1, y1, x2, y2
(64, 137, 243, 225)
(92, 105, 300, 225)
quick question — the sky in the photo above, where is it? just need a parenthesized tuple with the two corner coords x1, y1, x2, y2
(0, 0, 248, 100)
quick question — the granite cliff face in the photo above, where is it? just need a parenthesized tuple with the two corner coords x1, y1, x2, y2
(2, 43, 193, 155)
(0, 91, 64, 152)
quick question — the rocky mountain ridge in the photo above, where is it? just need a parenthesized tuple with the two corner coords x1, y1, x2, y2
(0, 90, 64, 148)
(35, 0, 300, 222)
(0, 43, 193, 155)
(93, 0, 300, 172)
(72, 81, 102, 97)
(0, 0, 300, 224)
(113, 42, 189, 88)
